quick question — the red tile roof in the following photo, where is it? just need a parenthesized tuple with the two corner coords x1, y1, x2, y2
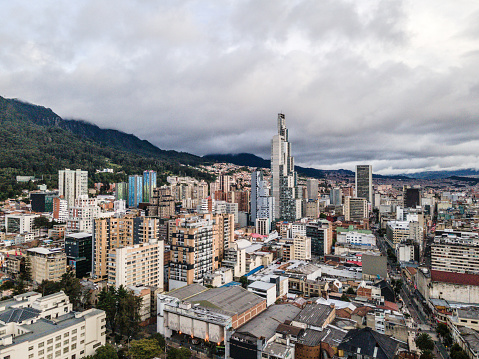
(431, 270, 479, 286)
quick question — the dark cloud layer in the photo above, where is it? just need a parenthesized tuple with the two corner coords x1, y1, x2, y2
(1, 0, 479, 174)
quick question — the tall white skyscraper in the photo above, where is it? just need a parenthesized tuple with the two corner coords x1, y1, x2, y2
(271, 113, 299, 222)
(58, 169, 88, 208)
(251, 170, 275, 227)
(355, 165, 373, 203)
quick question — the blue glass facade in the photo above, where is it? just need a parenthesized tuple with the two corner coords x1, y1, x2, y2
(128, 175, 143, 207)
(142, 170, 157, 203)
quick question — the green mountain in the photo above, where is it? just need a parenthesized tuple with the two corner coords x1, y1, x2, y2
(0, 96, 213, 200)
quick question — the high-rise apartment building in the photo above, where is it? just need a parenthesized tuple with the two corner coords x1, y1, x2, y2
(271, 113, 300, 222)
(251, 170, 275, 228)
(27, 247, 67, 283)
(143, 170, 157, 203)
(306, 220, 333, 257)
(58, 168, 88, 208)
(330, 187, 343, 206)
(355, 165, 373, 203)
(115, 182, 128, 201)
(148, 187, 175, 218)
(344, 197, 368, 222)
(168, 215, 214, 290)
(128, 175, 143, 207)
(431, 236, 479, 274)
(93, 216, 160, 279)
(306, 179, 319, 200)
(107, 240, 164, 290)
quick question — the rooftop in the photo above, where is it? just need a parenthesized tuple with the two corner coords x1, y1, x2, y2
(293, 303, 334, 328)
(234, 304, 301, 340)
(431, 270, 479, 286)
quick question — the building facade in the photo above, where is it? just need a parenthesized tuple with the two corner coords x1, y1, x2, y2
(58, 169, 88, 208)
(355, 165, 372, 203)
(271, 113, 300, 222)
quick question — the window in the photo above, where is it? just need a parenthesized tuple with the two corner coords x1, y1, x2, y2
(38, 350, 44, 355)
(71, 343, 77, 350)
(93, 342, 101, 349)
(72, 329, 77, 334)
(63, 347, 69, 353)
(55, 350, 61, 357)
(64, 332, 69, 337)
(29, 346, 34, 351)
(56, 335, 61, 341)
(64, 340, 69, 345)
(47, 339, 53, 345)
(55, 343, 61, 349)
(39, 342, 45, 348)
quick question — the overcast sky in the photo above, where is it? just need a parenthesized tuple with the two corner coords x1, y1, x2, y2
(1, 0, 479, 174)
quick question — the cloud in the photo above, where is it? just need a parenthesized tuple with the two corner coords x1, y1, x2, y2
(1, 0, 479, 174)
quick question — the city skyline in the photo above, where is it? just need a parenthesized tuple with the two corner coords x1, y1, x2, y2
(1, 1, 479, 174)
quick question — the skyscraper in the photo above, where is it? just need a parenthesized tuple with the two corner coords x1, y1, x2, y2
(58, 169, 88, 208)
(251, 170, 275, 228)
(271, 114, 300, 222)
(306, 178, 319, 200)
(143, 170, 157, 203)
(355, 165, 372, 203)
(128, 175, 143, 207)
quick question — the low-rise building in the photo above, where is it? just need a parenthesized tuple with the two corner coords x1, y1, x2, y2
(27, 247, 66, 283)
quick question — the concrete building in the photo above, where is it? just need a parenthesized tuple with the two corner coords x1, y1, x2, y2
(431, 236, 479, 274)
(330, 187, 343, 206)
(362, 254, 387, 281)
(4, 214, 38, 234)
(223, 241, 247, 278)
(27, 248, 66, 283)
(344, 197, 368, 222)
(0, 292, 105, 359)
(336, 227, 376, 247)
(115, 181, 128, 201)
(168, 215, 214, 290)
(306, 220, 333, 257)
(251, 170, 275, 228)
(228, 304, 301, 359)
(107, 240, 164, 290)
(271, 113, 300, 222)
(93, 216, 160, 280)
(157, 285, 266, 347)
(53, 197, 68, 223)
(355, 165, 372, 203)
(64, 232, 92, 278)
(306, 179, 319, 200)
(67, 195, 101, 233)
(148, 187, 175, 218)
(247, 281, 277, 306)
(58, 168, 88, 208)
(256, 218, 271, 235)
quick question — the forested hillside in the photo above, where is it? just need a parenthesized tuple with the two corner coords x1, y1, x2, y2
(0, 96, 213, 200)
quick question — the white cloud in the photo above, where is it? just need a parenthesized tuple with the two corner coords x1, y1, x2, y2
(1, 0, 479, 174)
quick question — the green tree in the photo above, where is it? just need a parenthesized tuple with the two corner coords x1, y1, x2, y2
(340, 294, 351, 302)
(97, 286, 118, 334)
(33, 216, 51, 230)
(167, 347, 192, 359)
(416, 333, 435, 352)
(36, 280, 62, 296)
(153, 333, 166, 350)
(60, 271, 82, 310)
(420, 349, 434, 359)
(19, 257, 32, 282)
(450, 344, 469, 359)
(239, 276, 248, 289)
(12, 279, 27, 295)
(129, 339, 162, 359)
(346, 287, 355, 295)
(436, 323, 450, 338)
(90, 344, 119, 359)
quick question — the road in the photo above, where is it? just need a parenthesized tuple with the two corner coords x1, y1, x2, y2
(374, 229, 449, 359)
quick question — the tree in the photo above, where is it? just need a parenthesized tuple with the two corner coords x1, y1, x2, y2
(416, 333, 435, 352)
(60, 271, 82, 310)
(36, 280, 62, 296)
(239, 276, 248, 289)
(97, 286, 118, 334)
(167, 347, 191, 359)
(89, 344, 119, 359)
(420, 349, 434, 359)
(12, 279, 27, 295)
(436, 323, 450, 338)
(340, 294, 351, 302)
(19, 256, 32, 282)
(33, 216, 51, 230)
(346, 287, 355, 295)
(129, 339, 162, 359)
(153, 333, 166, 350)
(451, 344, 469, 359)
